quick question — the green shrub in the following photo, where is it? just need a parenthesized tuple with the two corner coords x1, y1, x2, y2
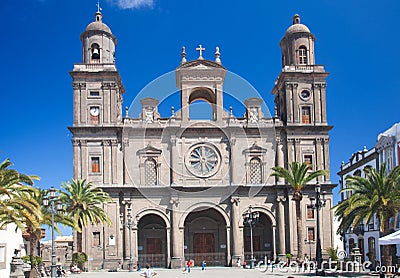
(21, 255, 42, 266)
(72, 252, 88, 264)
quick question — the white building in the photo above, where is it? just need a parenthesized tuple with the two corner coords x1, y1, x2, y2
(338, 122, 400, 264)
(0, 224, 25, 277)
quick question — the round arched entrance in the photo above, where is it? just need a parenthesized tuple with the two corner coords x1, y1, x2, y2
(243, 213, 273, 262)
(137, 214, 168, 267)
(184, 208, 228, 266)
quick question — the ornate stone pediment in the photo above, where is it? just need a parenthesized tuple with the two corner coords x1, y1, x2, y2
(375, 135, 395, 152)
(137, 144, 162, 155)
(243, 143, 268, 155)
(177, 59, 226, 70)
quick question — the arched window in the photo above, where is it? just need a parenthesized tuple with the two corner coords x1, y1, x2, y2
(298, 46, 308, 65)
(145, 158, 157, 185)
(189, 88, 215, 120)
(249, 157, 262, 184)
(367, 237, 376, 261)
(91, 43, 100, 60)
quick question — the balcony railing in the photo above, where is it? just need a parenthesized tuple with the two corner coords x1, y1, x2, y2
(282, 65, 325, 73)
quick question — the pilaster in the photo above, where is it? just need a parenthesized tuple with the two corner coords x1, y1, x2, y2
(276, 195, 286, 257)
(230, 197, 241, 261)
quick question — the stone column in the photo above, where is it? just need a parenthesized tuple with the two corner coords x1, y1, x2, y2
(276, 136, 284, 184)
(320, 83, 327, 124)
(181, 87, 189, 122)
(132, 225, 138, 265)
(287, 138, 295, 164)
(170, 199, 182, 268)
(226, 226, 231, 265)
(111, 139, 118, 184)
(292, 83, 299, 123)
(81, 140, 88, 178)
(170, 137, 178, 185)
(272, 225, 277, 260)
(295, 138, 301, 162)
(230, 197, 241, 262)
(315, 138, 323, 177)
(166, 226, 171, 267)
(276, 196, 286, 258)
(285, 83, 293, 123)
(72, 82, 83, 125)
(216, 84, 223, 123)
(323, 138, 330, 181)
(123, 139, 129, 184)
(229, 138, 236, 185)
(103, 140, 111, 184)
(72, 139, 81, 179)
(313, 83, 322, 124)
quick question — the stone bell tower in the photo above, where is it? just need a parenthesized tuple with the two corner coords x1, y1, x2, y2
(69, 9, 125, 183)
(272, 14, 331, 180)
(271, 14, 334, 258)
(71, 9, 124, 128)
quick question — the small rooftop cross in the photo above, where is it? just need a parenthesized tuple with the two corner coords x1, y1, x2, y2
(196, 44, 205, 60)
(96, 0, 102, 13)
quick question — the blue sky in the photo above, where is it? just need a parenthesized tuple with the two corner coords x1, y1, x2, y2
(1, 0, 400, 237)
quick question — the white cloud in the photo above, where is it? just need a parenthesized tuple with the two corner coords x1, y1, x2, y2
(111, 0, 154, 9)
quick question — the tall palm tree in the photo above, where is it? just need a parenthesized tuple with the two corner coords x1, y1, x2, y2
(60, 179, 112, 253)
(334, 163, 400, 267)
(271, 161, 327, 260)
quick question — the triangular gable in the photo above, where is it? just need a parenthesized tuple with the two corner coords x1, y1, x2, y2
(242, 143, 268, 155)
(137, 145, 162, 155)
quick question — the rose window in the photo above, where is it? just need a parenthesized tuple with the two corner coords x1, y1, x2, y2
(186, 144, 220, 178)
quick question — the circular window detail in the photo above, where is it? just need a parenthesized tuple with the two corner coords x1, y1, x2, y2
(186, 143, 221, 178)
(300, 90, 311, 101)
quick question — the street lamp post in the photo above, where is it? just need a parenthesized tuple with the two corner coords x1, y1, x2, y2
(120, 202, 134, 272)
(43, 187, 62, 278)
(242, 205, 260, 269)
(309, 182, 327, 276)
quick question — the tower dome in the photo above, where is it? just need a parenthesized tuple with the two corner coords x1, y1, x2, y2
(280, 14, 315, 67)
(80, 11, 117, 64)
(285, 14, 311, 35)
(84, 12, 112, 34)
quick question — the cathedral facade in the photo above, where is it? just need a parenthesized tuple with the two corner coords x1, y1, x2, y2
(69, 11, 335, 270)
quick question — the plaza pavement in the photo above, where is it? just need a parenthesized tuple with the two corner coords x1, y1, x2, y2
(75, 267, 378, 278)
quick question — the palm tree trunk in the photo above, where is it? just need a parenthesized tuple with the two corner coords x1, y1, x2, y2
(382, 219, 392, 271)
(29, 232, 38, 278)
(295, 199, 303, 260)
(75, 221, 84, 253)
(77, 231, 83, 252)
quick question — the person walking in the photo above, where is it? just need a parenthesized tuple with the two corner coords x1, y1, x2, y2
(186, 259, 192, 273)
(201, 260, 206, 271)
(140, 264, 157, 278)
